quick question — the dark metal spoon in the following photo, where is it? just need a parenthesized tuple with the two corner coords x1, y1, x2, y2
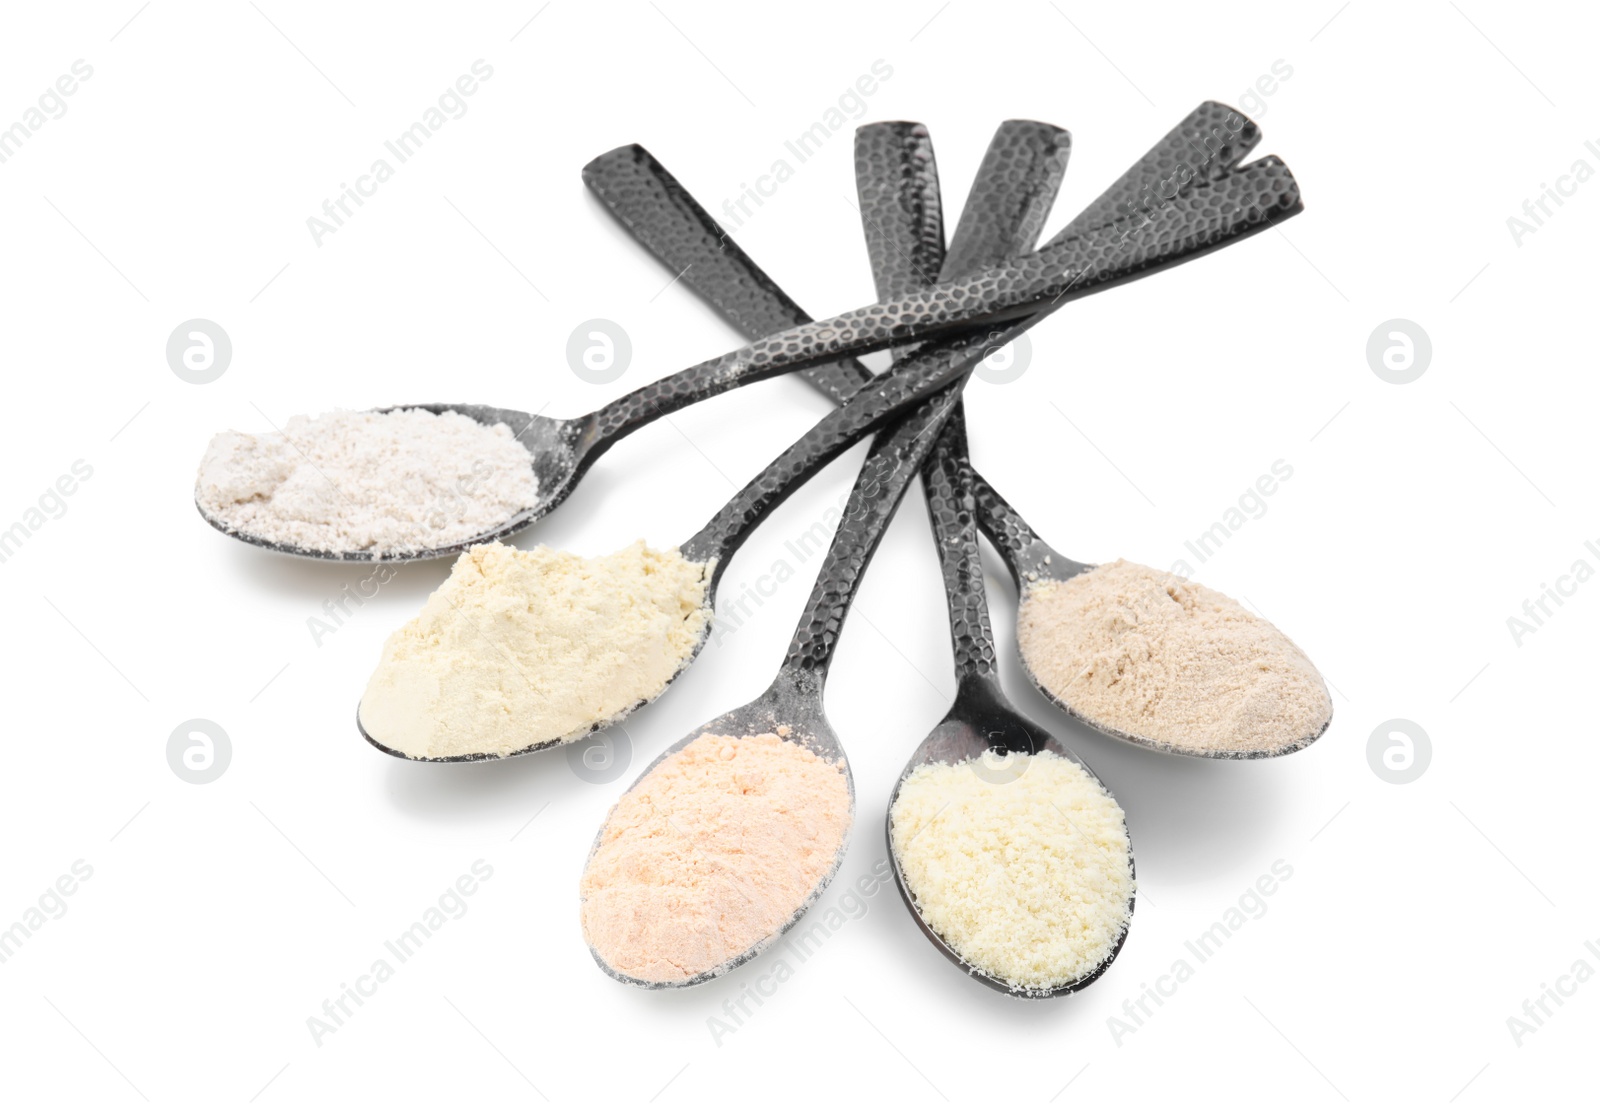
(856, 121, 1134, 997)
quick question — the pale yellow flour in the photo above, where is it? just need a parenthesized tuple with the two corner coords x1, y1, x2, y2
(359, 541, 711, 758)
(580, 732, 852, 984)
(890, 749, 1133, 991)
(1016, 560, 1331, 755)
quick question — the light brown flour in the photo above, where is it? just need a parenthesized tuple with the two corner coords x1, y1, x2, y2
(359, 541, 711, 758)
(580, 732, 852, 984)
(1016, 560, 1331, 755)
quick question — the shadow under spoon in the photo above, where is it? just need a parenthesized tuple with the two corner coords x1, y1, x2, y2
(202, 103, 1292, 564)
(579, 359, 974, 989)
(584, 103, 1324, 759)
(357, 324, 999, 761)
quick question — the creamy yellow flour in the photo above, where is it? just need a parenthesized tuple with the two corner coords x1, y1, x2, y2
(1016, 560, 1331, 755)
(359, 541, 711, 758)
(890, 749, 1133, 991)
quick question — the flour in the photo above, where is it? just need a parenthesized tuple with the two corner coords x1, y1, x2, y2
(890, 749, 1133, 992)
(359, 541, 712, 759)
(580, 732, 852, 984)
(195, 408, 539, 555)
(1016, 560, 1331, 755)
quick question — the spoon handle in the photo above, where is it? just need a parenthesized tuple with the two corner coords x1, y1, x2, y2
(967, 473, 1053, 588)
(582, 103, 1295, 549)
(858, 122, 1069, 685)
(577, 103, 1298, 465)
(854, 121, 945, 304)
(941, 120, 1071, 286)
(920, 407, 1001, 677)
(582, 144, 871, 406)
(780, 382, 968, 680)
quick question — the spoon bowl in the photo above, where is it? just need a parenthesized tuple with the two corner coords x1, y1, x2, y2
(976, 490, 1333, 760)
(853, 116, 1137, 997)
(887, 676, 1136, 999)
(195, 402, 584, 564)
(580, 670, 854, 989)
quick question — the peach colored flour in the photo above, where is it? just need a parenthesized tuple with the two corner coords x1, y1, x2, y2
(580, 732, 852, 984)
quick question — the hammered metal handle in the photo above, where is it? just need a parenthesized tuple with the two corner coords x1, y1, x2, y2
(579, 103, 1295, 464)
(586, 130, 1050, 570)
(780, 383, 966, 675)
(854, 121, 945, 303)
(858, 121, 1069, 681)
(919, 407, 998, 677)
(942, 120, 1071, 280)
(968, 473, 1049, 584)
(679, 328, 998, 570)
(582, 145, 870, 405)
(583, 104, 1297, 548)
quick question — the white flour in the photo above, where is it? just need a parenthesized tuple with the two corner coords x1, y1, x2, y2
(195, 408, 539, 555)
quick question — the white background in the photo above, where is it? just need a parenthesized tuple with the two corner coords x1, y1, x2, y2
(1, 1, 1594, 1100)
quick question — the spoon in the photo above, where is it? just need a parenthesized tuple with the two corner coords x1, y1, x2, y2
(891, 415, 1136, 996)
(357, 322, 1007, 761)
(201, 103, 1291, 564)
(854, 120, 1135, 996)
(871, 115, 1328, 761)
(970, 478, 1332, 759)
(581, 365, 975, 989)
(585, 102, 1321, 758)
